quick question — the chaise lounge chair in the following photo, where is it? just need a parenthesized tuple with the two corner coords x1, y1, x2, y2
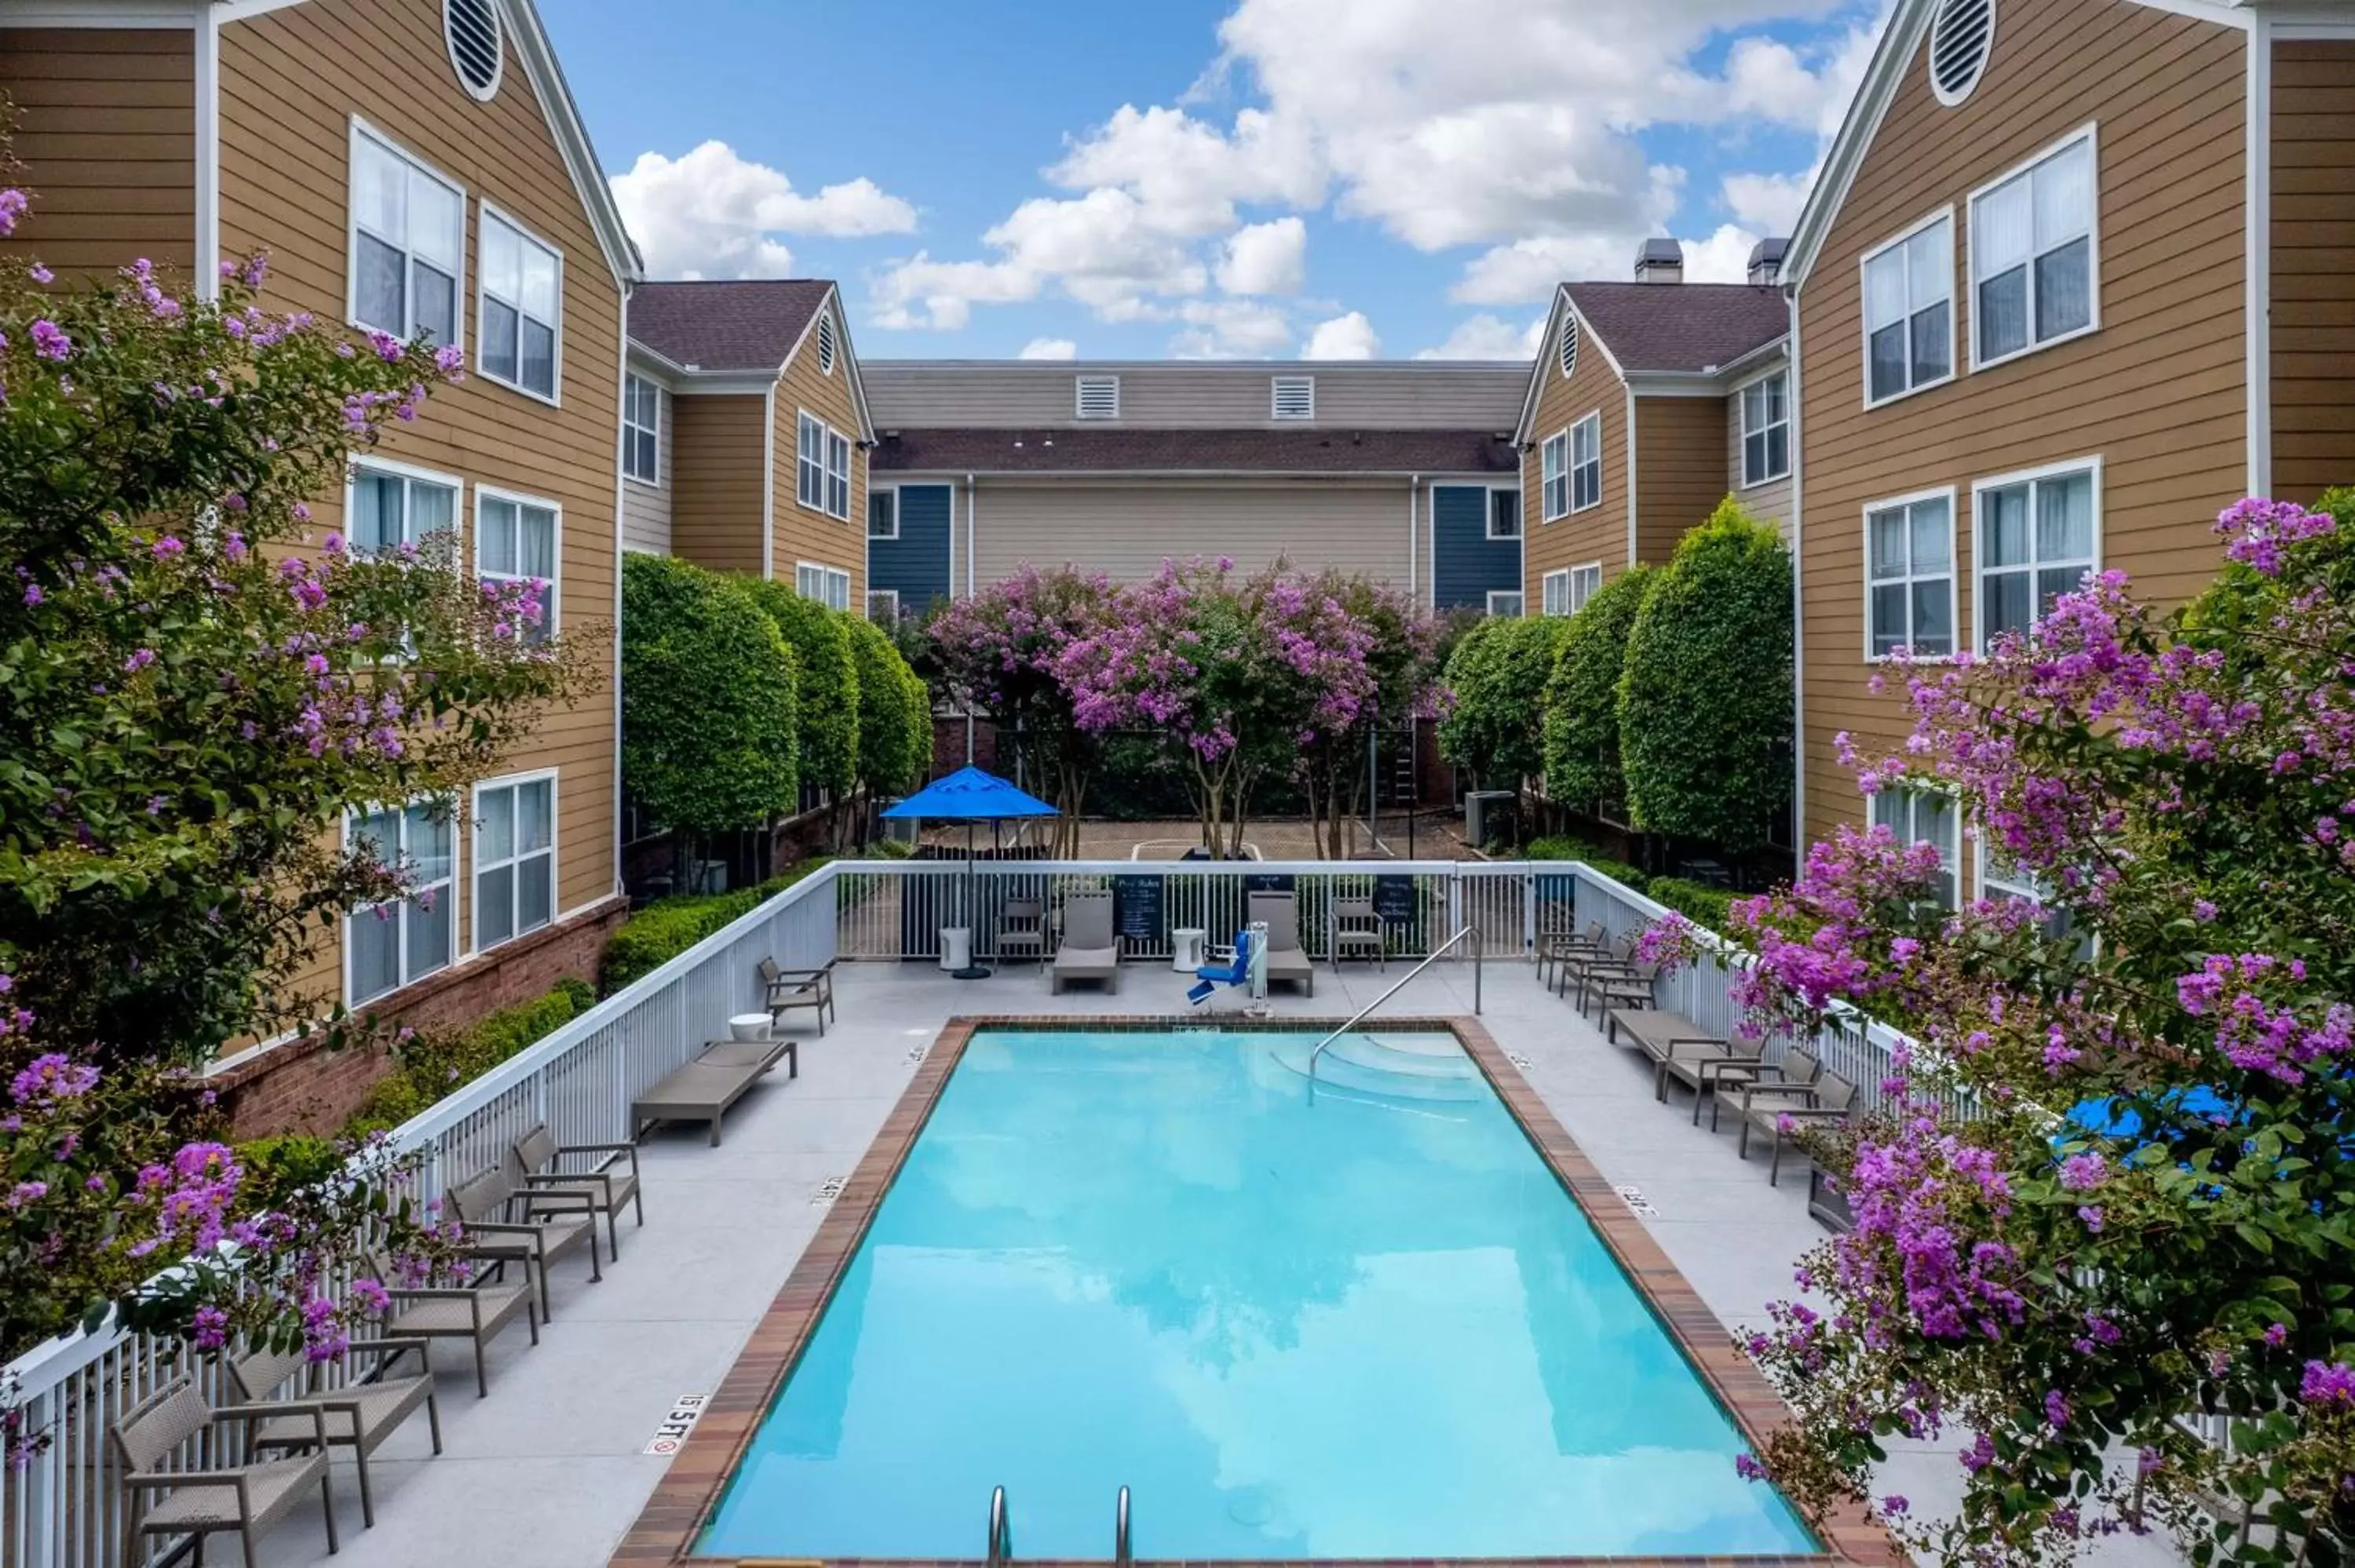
(1248, 892, 1314, 997)
(1051, 890, 1119, 994)
(631, 1034, 797, 1147)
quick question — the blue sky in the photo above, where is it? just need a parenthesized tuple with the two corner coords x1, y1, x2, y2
(542, 1, 1886, 363)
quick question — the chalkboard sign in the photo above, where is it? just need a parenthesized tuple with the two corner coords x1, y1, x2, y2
(1112, 874, 1163, 943)
(1371, 874, 1418, 924)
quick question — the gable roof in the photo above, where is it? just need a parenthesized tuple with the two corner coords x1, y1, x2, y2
(1513, 281, 1789, 443)
(627, 280, 835, 371)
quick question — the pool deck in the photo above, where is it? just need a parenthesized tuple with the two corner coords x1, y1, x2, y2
(248, 960, 2190, 1568)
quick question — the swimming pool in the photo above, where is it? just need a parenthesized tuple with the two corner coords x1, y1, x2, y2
(693, 1026, 1817, 1560)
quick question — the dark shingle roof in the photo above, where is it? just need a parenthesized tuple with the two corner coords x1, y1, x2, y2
(871, 427, 1517, 476)
(1563, 282, 1787, 374)
(627, 280, 834, 372)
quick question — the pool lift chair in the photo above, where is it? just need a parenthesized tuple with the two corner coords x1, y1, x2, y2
(1188, 923, 1269, 1012)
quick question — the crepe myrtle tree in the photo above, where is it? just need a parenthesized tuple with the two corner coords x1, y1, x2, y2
(0, 213, 589, 1071)
(1294, 571, 1443, 859)
(1671, 494, 2355, 1566)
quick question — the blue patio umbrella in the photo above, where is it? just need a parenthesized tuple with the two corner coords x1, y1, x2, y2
(882, 767, 1058, 977)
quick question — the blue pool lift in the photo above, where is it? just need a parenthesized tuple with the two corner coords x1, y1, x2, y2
(883, 767, 1059, 979)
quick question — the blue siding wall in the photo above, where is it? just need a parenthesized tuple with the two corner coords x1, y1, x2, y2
(869, 483, 952, 611)
(1430, 484, 1519, 611)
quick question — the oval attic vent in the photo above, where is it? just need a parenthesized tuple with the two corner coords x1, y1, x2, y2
(1557, 312, 1579, 381)
(445, 0, 504, 101)
(1929, 0, 1995, 107)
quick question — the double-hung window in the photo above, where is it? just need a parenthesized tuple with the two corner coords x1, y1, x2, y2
(1864, 490, 1955, 658)
(796, 562, 850, 611)
(475, 488, 559, 644)
(346, 801, 454, 1003)
(1740, 371, 1789, 485)
(1539, 432, 1571, 521)
(1979, 840, 2090, 950)
(349, 461, 458, 555)
(825, 429, 852, 520)
(473, 773, 554, 952)
(1871, 788, 1959, 909)
(1568, 412, 1602, 512)
(1542, 569, 1571, 617)
(1862, 213, 1953, 403)
(349, 123, 462, 349)
(479, 206, 560, 399)
(1568, 562, 1601, 612)
(796, 412, 826, 511)
(1971, 129, 2096, 366)
(1975, 462, 2097, 648)
(622, 374, 660, 484)
(867, 488, 898, 541)
(1488, 489, 1521, 540)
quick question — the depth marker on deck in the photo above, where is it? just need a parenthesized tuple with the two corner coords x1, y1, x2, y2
(643, 1393, 709, 1455)
(1615, 1183, 1659, 1218)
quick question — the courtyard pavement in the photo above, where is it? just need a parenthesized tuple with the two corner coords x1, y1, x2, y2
(247, 958, 2187, 1568)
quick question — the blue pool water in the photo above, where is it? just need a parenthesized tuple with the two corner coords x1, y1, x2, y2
(698, 1030, 1816, 1559)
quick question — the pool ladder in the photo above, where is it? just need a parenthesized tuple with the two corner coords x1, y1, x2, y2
(982, 1483, 1130, 1565)
(1306, 924, 1483, 1080)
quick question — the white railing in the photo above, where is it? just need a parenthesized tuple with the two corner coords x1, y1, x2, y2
(2, 854, 1905, 1568)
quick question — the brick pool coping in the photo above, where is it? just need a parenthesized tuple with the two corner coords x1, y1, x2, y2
(607, 1015, 1900, 1568)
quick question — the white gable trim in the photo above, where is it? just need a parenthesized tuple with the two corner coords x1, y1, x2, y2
(776, 285, 877, 443)
(1511, 289, 1628, 447)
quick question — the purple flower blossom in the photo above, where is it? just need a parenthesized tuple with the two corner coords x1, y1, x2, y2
(2301, 1360, 2355, 1409)
(29, 319, 70, 361)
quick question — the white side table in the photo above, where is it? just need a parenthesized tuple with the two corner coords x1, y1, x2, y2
(1170, 927, 1208, 972)
(940, 926, 972, 972)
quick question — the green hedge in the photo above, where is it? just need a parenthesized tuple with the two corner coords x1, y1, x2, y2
(741, 578, 860, 796)
(844, 614, 933, 798)
(1647, 877, 1737, 935)
(621, 555, 801, 835)
(598, 857, 833, 994)
(1523, 834, 1648, 892)
(343, 976, 597, 1139)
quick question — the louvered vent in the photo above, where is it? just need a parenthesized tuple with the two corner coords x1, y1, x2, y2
(1075, 375, 1119, 419)
(1929, 0, 1995, 106)
(1557, 313, 1579, 380)
(445, 0, 503, 100)
(816, 312, 837, 374)
(1270, 375, 1314, 420)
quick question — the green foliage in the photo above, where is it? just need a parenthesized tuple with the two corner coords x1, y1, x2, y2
(740, 578, 860, 795)
(1543, 566, 1656, 811)
(597, 857, 832, 994)
(843, 613, 933, 798)
(620, 556, 801, 836)
(343, 977, 596, 1138)
(1619, 498, 1794, 852)
(1646, 877, 1735, 935)
(1437, 613, 1574, 789)
(1524, 833, 1648, 892)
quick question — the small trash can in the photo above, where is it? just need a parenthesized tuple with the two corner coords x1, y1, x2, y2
(1170, 927, 1208, 972)
(727, 1013, 772, 1043)
(940, 926, 973, 972)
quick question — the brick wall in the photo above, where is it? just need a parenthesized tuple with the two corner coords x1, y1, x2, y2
(212, 895, 629, 1138)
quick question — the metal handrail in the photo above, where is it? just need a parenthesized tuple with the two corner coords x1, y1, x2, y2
(988, 1484, 1012, 1566)
(1307, 925, 1482, 1078)
(1115, 1484, 1131, 1566)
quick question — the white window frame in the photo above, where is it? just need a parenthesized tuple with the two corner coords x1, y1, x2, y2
(1075, 375, 1119, 419)
(476, 200, 563, 404)
(1568, 561, 1602, 614)
(1485, 590, 1524, 618)
(473, 483, 561, 640)
(1967, 123, 2101, 373)
(866, 588, 900, 622)
(1539, 431, 1571, 522)
(345, 455, 462, 555)
(795, 561, 851, 612)
(1568, 410, 1603, 513)
(1872, 786, 1961, 910)
(1486, 485, 1521, 541)
(1970, 455, 2102, 653)
(622, 373, 660, 487)
(1540, 569, 1570, 617)
(1737, 368, 1790, 487)
(825, 428, 852, 521)
(1861, 485, 1959, 662)
(1270, 375, 1315, 420)
(1858, 207, 1956, 410)
(470, 769, 557, 955)
(342, 797, 455, 1005)
(796, 410, 826, 512)
(867, 483, 900, 541)
(345, 118, 466, 355)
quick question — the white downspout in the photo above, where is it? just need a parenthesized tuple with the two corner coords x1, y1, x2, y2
(193, 7, 219, 300)
(1407, 475, 1421, 605)
(1787, 288, 1806, 855)
(965, 473, 978, 764)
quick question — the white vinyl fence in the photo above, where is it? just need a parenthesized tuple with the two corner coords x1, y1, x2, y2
(2, 856, 1894, 1568)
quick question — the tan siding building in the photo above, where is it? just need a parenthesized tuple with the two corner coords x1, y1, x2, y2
(2272, 38, 2355, 504)
(669, 392, 768, 576)
(0, 28, 195, 275)
(620, 377, 673, 554)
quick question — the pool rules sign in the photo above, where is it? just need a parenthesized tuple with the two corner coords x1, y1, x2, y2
(644, 1394, 710, 1455)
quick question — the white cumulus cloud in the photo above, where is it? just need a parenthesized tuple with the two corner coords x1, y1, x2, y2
(1170, 299, 1296, 357)
(612, 140, 917, 281)
(1721, 170, 1813, 235)
(1216, 217, 1308, 295)
(1302, 311, 1380, 360)
(1416, 313, 1545, 360)
(1681, 223, 1764, 283)
(1019, 337, 1079, 359)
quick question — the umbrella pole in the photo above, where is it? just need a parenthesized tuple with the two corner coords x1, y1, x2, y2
(954, 819, 991, 979)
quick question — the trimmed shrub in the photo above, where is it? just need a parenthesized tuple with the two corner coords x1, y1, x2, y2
(1438, 614, 1575, 789)
(1524, 834, 1648, 892)
(1647, 877, 1736, 935)
(597, 857, 833, 994)
(741, 578, 860, 797)
(844, 613, 933, 799)
(1618, 498, 1794, 853)
(622, 556, 801, 835)
(1542, 565, 1656, 811)
(343, 976, 598, 1138)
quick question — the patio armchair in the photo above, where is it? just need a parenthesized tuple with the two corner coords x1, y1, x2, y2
(1737, 1069, 1861, 1185)
(111, 1373, 339, 1564)
(1247, 891, 1314, 997)
(1550, 923, 1627, 998)
(231, 1336, 442, 1528)
(358, 1247, 539, 1398)
(1330, 895, 1387, 972)
(1706, 1045, 1824, 1134)
(1575, 934, 1663, 1016)
(995, 896, 1049, 968)
(512, 1122, 644, 1264)
(445, 1161, 601, 1326)
(1535, 921, 1605, 990)
(757, 956, 836, 1037)
(1051, 890, 1120, 994)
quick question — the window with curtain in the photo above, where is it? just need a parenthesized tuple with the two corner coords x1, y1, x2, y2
(1977, 465, 2095, 647)
(476, 492, 558, 644)
(868, 489, 898, 540)
(825, 430, 852, 520)
(1568, 563, 1601, 611)
(480, 210, 560, 399)
(1542, 569, 1570, 616)
(1486, 591, 1523, 617)
(1972, 132, 2095, 364)
(1569, 412, 1602, 511)
(474, 775, 554, 951)
(346, 802, 454, 1002)
(349, 465, 457, 555)
(1540, 432, 1570, 520)
(1863, 216, 1953, 403)
(1488, 489, 1521, 539)
(349, 127, 462, 349)
(1740, 372, 1789, 484)
(622, 374, 659, 483)
(1872, 789, 1959, 909)
(797, 413, 826, 509)
(796, 563, 850, 611)
(1865, 492, 1955, 657)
